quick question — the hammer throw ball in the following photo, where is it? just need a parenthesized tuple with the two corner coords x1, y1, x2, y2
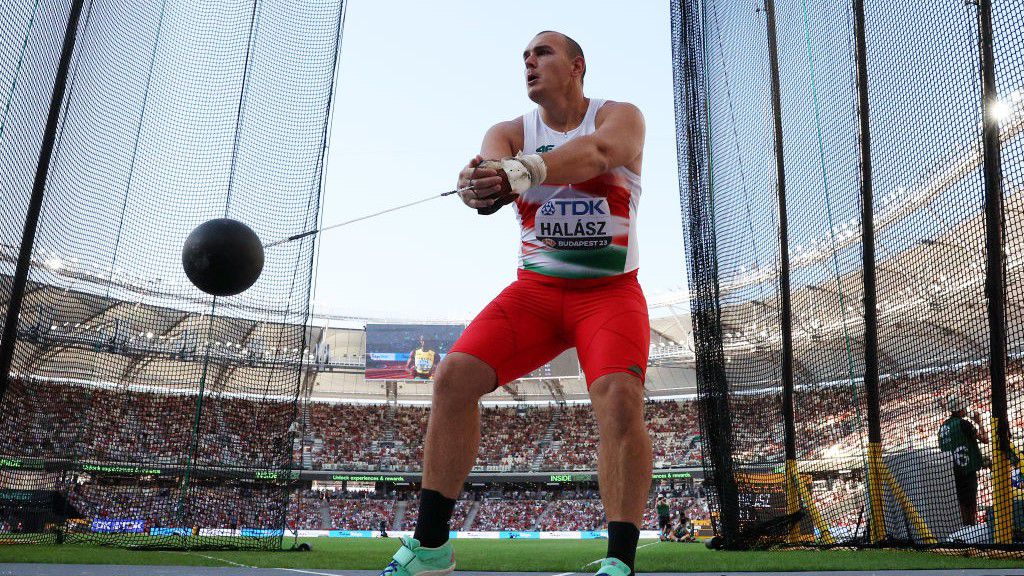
(182, 218, 264, 297)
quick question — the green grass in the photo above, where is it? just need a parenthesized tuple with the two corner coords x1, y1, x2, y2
(0, 538, 1022, 571)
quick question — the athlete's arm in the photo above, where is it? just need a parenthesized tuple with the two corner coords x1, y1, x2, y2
(405, 350, 415, 371)
(539, 101, 644, 184)
(457, 119, 521, 210)
(481, 119, 520, 160)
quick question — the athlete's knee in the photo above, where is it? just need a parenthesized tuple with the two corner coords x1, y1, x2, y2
(590, 374, 646, 439)
(590, 373, 644, 406)
(433, 352, 497, 402)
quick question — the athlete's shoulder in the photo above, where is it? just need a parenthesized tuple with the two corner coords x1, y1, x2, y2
(488, 117, 524, 138)
(483, 117, 525, 156)
(595, 100, 644, 122)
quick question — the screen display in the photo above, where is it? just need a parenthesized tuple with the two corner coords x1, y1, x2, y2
(364, 323, 464, 381)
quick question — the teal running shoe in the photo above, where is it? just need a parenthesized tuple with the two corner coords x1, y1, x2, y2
(594, 557, 631, 576)
(378, 535, 455, 576)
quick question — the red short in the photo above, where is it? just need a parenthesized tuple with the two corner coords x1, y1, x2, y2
(450, 269, 650, 388)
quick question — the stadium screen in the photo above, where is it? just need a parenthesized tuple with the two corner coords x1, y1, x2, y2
(365, 324, 465, 381)
(364, 325, 581, 381)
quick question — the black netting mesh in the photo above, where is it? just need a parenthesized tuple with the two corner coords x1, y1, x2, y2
(0, 0, 344, 549)
(675, 0, 1024, 552)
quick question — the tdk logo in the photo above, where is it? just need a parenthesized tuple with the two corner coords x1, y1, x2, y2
(542, 199, 607, 216)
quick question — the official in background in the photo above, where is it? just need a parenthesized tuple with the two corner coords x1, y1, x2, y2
(938, 395, 990, 525)
(656, 495, 671, 541)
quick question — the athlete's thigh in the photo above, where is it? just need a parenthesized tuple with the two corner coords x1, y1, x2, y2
(451, 278, 569, 386)
(568, 277, 650, 387)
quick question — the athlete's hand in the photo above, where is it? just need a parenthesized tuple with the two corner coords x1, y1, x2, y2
(457, 155, 510, 210)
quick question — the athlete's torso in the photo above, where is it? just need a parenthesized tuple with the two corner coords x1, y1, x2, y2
(413, 349, 436, 374)
(514, 98, 642, 279)
(939, 416, 982, 472)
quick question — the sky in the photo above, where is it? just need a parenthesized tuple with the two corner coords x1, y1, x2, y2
(310, 0, 689, 321)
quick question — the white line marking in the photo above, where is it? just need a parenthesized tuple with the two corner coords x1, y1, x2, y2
(186, 549, 344, 575)
(184, 551, 253, 568)
(552, 572, 577, 576)
(578, 540, 660, 574)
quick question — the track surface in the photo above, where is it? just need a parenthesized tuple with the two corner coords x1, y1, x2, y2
(3, 567, 1024, 576)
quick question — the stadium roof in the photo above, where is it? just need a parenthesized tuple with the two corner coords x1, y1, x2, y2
(715, 97, 1024, 384)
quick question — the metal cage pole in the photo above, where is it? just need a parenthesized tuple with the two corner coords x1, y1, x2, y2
(672, 0, 743, 546)
(763, 0, 800, 540)
(0, 0, 87, 402)
(852, 0, 887, 544)
(975, 0, 1013, 545)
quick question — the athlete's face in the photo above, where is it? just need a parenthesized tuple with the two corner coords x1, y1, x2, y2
(523, 33, 580, 102)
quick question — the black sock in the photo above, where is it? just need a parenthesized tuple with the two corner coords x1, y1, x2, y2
(413, 489, 456, 548)
(607, 521, 640, 575)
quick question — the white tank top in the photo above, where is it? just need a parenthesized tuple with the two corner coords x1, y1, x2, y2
(515, 98, 641, 279)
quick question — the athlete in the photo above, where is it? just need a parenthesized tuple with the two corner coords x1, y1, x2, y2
(405, 336, 439, 380)
(378, 31, 649, 576)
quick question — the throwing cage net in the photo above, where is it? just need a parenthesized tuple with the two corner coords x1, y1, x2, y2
(673, 0, 1024, 552)
(0, 0, 344, 548)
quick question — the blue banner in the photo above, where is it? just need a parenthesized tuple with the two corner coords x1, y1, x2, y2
(580, 530, 608, 539)
(328, 530, 374, 538)
(367, 352, 449, 362)
(92, 519, 144, 533)
(499, 531, 539, 539)
(150, 527, 191, 536)
(241, 528, 284, 537)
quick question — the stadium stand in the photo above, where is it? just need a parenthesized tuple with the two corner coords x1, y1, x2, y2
(292, 489, 328, 530)
(308, 400, 702, 472)
(399, 497, 474, 531)
(8, 362, 1022, 477)
(537, 498, 606, 531)
(67, 483, 286, 529)
(472, 499, 547, 531)
(15, 294, 1016, 536)
(326, 495, 394, 531)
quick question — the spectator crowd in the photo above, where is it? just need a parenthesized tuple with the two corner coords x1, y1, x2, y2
(7, 359, 1024, 535)
(0, 378, 703, 472)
